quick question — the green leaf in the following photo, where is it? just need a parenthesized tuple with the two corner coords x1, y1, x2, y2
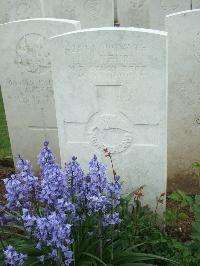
(178, 212, 189, 221)
(80, 252, 107, 266)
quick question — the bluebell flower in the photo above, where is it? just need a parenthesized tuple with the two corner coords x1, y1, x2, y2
(4, 156, 39, 210)
(4, 245, 27, 266)
(1, 142, 122, 265)
(103, 212, 122, 226)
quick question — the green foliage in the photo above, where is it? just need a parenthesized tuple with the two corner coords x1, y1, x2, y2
(0, 91, 11, 159)
(3, 185, 200, 265)
(192, 195, 200, 241)
(168, 190, 193, 208)
(0, 193, 177, 266)
(164, 191, 193, 228)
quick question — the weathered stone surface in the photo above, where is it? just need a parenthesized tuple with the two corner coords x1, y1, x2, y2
(150, 0, 191, 30)
(50, 28, 167, 209)
(166, 10, 200, 184)
(192, 0, 200, 8)
(0, 18, 81, 171)
(0, 0, 43, 24)
(43, 0, 114, 28)
(117, 0, 150, 27)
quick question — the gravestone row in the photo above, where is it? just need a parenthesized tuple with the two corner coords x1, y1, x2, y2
(1, 8, 200, 209)
(0, 0, 198, 30)
(0, 0, 114, 29)
(0, 19, 167, 210)
(117, 0, 192, 30)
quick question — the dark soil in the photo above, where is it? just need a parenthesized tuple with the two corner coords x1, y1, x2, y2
(0, 161, 14, 203)
(166, 198, 194, 242)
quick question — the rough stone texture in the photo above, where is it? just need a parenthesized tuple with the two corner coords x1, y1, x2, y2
(50, 28, 167, 210)
(117, 0, 150, 27)
(43, 0, 114, 28)
(166, 10, 200, 185)
(0, 19, 81, 171)
(0, 0, 43, 24)
(150, 0, 191, 30)
(192, 0, 200, 8)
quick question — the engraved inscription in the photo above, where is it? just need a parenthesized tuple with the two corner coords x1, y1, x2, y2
(15, 33, 51, 74)
(84, 0, 102, 19)
(87, 113, 133, 154)
(130, 0, 146, 9)
(195, 116, 200, 125)
(6, 79, 53, 105)
(160, 0, 180, 12)
(65, 42, 147, 76)
(193, 32, 200, 63)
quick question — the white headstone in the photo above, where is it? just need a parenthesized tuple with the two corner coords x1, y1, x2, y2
(43, 0, 114, 29)
(117, 0, 150, 27)
(0, 0, 43, 24)
(150, 0, 191, 30)
(50, 28, 167, 209)
(192, 1, 200, 8)
(166, 10, 200, 184)
(0, 18, 81, 171)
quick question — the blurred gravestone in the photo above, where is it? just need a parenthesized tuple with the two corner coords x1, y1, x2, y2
(0, 0, 43, 24)
(43, 0, 114, 28)
(166, 10, 200, 183)
(0, 19, 80, 171)
(150, 0, 191, 30)
(117, 0, 150, 27)
(192, 0, 200, 8)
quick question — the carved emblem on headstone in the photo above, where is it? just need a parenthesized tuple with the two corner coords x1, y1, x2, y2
(84, 0, 102, 19)
(193, 32, 200, 63)
(130, 0, 146, 9)
(15, 33, 51, 74)
(87, 113, 133, 154)
(61, 0, 75, 18)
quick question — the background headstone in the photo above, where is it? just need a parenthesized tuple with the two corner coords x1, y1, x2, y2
(114, 0, 118, 22)
(0, 0, 43, 24)
(0, 19, 81, 171)
(50, 28, 167, 210)
(150, 0, 191, 30)
(117, 0, 150, 27)
(192, 0, 200, 8)
(43, 0, 114, 28)
(166, 10, 200, 185)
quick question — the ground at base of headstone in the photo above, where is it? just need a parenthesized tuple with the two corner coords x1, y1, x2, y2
(166, 199, 194, 242)
(0, 163, 14, 203)
(0, 161, 194, 243)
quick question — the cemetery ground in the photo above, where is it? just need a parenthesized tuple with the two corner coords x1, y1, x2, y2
(0, 98, 200, 265)
(1, 147, 200, 265)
